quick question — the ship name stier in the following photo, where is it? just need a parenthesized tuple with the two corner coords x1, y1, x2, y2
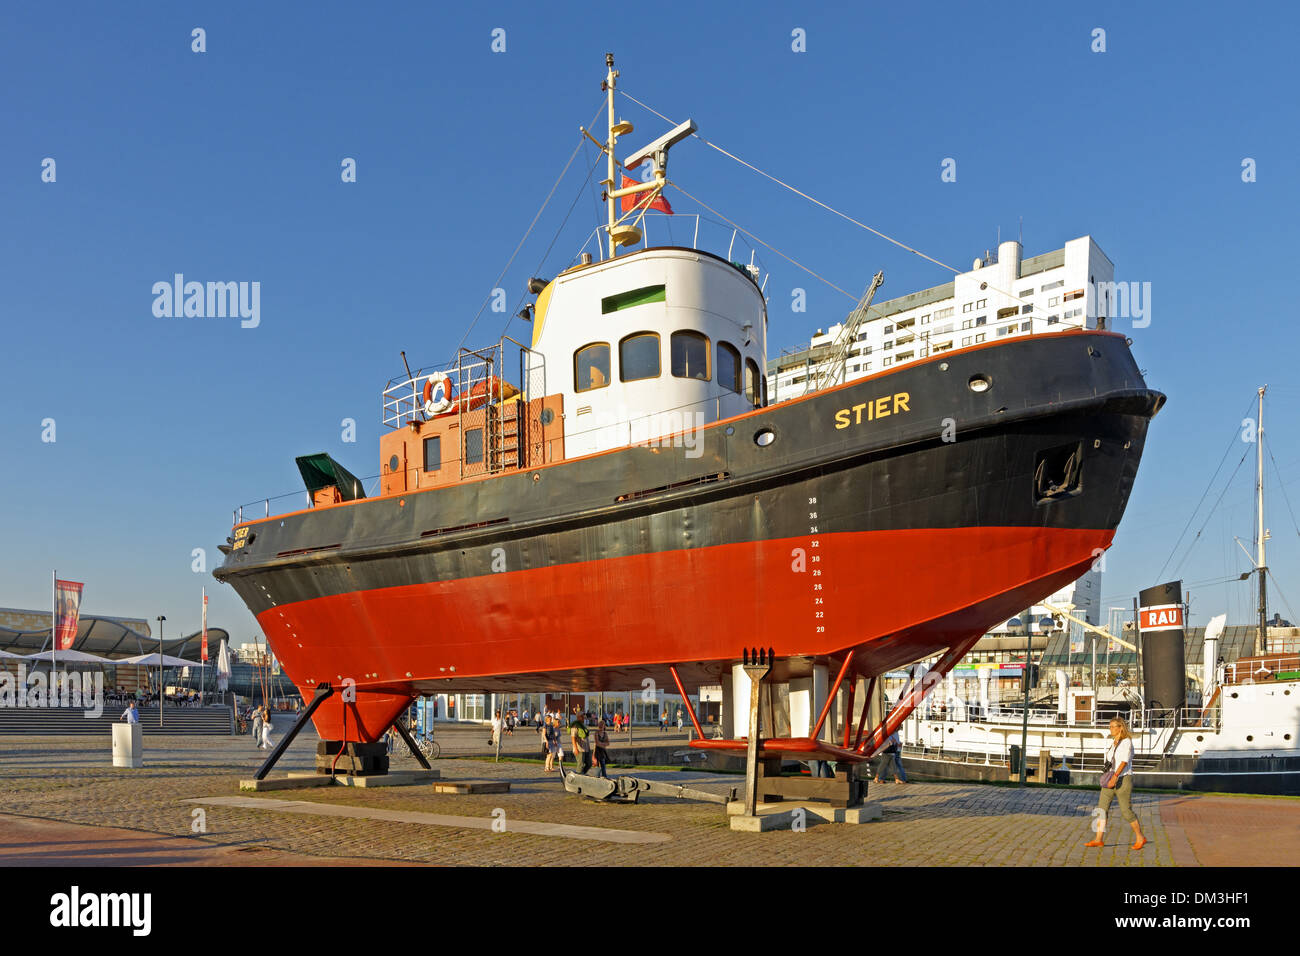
(833, 392, 910, 430)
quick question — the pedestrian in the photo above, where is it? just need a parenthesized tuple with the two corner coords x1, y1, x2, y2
(1086, 717, 1147, 850)
(260, 709, 274, 750)
(491, 710, 503, 747)
(660, 709, 668, 733)
(120, 700, 139, 724)
(542, 716, 556, 771)
(874, 729, 907, 784)
(570, 713, 592, 774)
(250, 707, 264, 748)
(592, 719, 611, 778)
(676, 708, 683, 732)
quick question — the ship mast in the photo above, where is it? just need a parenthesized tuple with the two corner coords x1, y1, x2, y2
(604, 53, 619, 260)
(1255, 384, 1269, 656)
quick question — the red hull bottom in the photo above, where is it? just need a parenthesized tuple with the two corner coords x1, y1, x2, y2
(260, 526, 1112, 742)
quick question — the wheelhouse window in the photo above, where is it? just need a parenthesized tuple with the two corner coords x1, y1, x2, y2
(619, 332, 660, 382)
(574, 342, 610, 392)
(671, 330, 710, 380)
(716, 341, 741, 393)
(744, 358, 760, 406)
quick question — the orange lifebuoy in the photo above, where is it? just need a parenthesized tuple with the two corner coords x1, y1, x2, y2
(422, 375, 454, 416)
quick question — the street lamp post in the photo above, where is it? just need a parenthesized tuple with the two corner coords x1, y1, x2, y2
(156, 615, 166, 728)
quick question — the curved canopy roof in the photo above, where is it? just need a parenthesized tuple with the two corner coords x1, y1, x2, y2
(0, 612, 229, 662)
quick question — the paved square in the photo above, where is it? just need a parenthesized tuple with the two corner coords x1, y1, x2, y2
(0, 732, 1295, 866)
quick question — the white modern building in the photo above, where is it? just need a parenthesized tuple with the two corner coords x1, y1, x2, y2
(768, 236, 1116, 401)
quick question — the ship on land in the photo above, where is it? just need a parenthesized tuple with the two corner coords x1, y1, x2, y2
(214, 55, 1164, 766)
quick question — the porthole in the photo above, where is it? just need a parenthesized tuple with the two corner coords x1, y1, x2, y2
(754, 428, 776, 447)
(1246, 735, 1253, 742)
(1230, 692, 1238, 698)
(968, 374, 992, 393)
(389, 454, 400, 472)
(724, 425, 735, 436)
(540, 408, 555, 426)
(1196, 735, 1204, 742)
(1286, 734, 1292, 741)
(532, 472, 541, 482)
(938, 362, 949, 371)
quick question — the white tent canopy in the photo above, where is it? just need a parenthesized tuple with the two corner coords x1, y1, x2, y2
(118, 653, 204, 668)
(24, 649, 113, 664)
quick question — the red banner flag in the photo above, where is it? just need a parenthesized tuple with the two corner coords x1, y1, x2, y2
(620, 176, 674, 215)
(201, 592, 209, 662)
(54, 580, 84, 651)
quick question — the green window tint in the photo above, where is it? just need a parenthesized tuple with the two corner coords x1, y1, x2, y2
(601, 284, 666, 314)
(619, 332, 660, 382)
(671, 331, 710, 380)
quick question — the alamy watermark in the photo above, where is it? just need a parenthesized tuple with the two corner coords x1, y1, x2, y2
(152, 274, 260, 328)
(1, 664, 103, 717)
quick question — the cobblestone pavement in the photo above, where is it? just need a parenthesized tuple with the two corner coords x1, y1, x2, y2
(1, 734, 1295, 866)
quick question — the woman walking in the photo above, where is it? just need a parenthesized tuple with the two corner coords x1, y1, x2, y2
(592, 719, 611, 778)
(1086, 717, 1147, 850)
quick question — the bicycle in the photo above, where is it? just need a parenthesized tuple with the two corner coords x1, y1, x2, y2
(413, 731, 441, 760)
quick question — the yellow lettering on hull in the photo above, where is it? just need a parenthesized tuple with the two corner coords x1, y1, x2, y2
(831, 392, 911, 430)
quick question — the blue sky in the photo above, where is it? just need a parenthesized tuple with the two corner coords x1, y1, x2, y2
(2, 1, 1298, 641)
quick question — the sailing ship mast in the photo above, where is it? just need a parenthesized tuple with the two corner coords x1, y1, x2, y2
(1255, 385, 1269, 655)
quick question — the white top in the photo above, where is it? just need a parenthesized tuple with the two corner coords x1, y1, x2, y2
(1105, 738, 1134, 777)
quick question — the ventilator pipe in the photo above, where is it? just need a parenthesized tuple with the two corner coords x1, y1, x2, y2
(1056, 669, 1069, 715)
(1203, 630, 1219, 699)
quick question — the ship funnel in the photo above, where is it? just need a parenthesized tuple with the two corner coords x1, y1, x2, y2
(1138, 581, 1187, 719)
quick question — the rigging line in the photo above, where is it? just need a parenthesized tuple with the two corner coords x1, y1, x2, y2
(665, 180, 861, 301)
(620, 89, 1090, 334)
(499, 152, 605, 340)
(452, 101, 605, 360)
(1155, 395, 1259, 581)
(1266, 441, 1300, 542)
(618, 90, 954, 274)
(1171, 447, 1253, 579)
(1266, 568, 1298, 627)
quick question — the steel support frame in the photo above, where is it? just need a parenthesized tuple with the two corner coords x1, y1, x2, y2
(668, 665, 705, 740)
(254, 683, 334, 780)
(392, 715, 432, 770)
(811, 649, 855, 743)
(856, 633, 982, 757)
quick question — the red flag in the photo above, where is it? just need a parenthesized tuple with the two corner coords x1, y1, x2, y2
(201, 592, 209, 662)
(621, 176, 674, 215)
(54, 580, 84, 651)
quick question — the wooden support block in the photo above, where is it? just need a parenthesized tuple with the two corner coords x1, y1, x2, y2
(432, 780, 512, 795)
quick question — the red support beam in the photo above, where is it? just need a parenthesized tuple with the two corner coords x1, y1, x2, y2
(811, 649, 855, 743)
(856, 633, 981, 757)
(842, 680, 856, 749)
(667, 665, 706, 741)
(853, 675, 877, 751)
